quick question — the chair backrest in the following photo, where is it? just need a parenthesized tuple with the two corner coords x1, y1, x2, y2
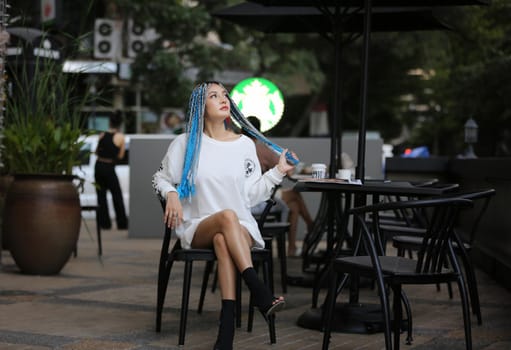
(414, 199, 471, 274)
(453, 189, 496, 244)
(256, 186, 279, 231)
(351, 196, 473, 274)
(382, 178, 440, 226)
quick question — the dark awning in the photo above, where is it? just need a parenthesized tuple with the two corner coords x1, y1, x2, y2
(250, 0, 490, 6)
(213, 2, 452, 34)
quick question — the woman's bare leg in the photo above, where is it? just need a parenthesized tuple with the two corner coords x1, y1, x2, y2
(192, 210, 253, 269)
(192, 210, 254, 350)
(282, 190, 314, 230)
(298, 195, 314, 232)
(281, 189, 314, 255)
(192, 209, 284, 309)
(212, 233, 237, 299)
(192, 210, 254, 300)
(286, 200, 299, 255)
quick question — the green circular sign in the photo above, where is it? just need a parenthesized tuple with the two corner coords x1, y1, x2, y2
(231, 77, 285, 132)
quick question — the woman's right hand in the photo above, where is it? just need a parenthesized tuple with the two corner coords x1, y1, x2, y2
(277, 148, 298, 175)
(165, 191, 183, 228)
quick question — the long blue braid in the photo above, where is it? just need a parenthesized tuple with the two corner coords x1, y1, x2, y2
(227, 94, 299, 166)
(177, 83, 206, 199)
(177, 82, 298, 200)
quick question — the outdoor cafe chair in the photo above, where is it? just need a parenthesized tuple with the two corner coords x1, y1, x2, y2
(322, 196, 474, 350)
(155, 197, 277, 346)
(370, 179, 440, 230)
(250, 185, 290, 293)
(392, 188, 496, 325)
(369, 180, 459, 249)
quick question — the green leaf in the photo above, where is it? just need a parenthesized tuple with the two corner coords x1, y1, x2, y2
(4, 55, 92, 175)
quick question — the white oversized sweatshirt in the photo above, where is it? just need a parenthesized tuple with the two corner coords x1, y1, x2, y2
(152, 133, 285, 249)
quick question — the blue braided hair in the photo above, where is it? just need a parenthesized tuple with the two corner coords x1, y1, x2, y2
(227, 94, 299, 166)
(177, 81, 298, 200)
(177, 83, 207, 199)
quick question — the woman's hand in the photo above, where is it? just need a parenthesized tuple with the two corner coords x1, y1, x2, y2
(277, 149, 298, 176)
(164, 191, 183, 228)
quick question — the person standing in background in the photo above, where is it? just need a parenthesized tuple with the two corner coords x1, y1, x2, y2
(95, 110, 128, 230)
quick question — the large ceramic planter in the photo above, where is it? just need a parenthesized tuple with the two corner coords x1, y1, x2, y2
(3, 174, 81, 275)
(0, 174, 14, 252)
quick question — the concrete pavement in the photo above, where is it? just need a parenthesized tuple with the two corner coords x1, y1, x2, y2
(1, 221, 511, 349)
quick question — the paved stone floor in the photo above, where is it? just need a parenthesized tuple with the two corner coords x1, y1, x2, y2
(1, 222, 511, 350)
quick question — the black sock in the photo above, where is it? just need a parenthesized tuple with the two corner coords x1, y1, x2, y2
(214, 299, 235, 350)
(241, 267, 272, 312)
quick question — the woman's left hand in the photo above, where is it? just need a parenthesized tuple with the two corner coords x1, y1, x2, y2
(277, 149, 298, 175)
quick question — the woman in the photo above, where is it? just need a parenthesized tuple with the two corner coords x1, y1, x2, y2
(152, 82, 297, 350)
(94, 110, 128, 230)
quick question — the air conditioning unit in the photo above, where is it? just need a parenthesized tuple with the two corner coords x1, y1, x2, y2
(127, 19, 159, 58)
(94, 18, 122, 60)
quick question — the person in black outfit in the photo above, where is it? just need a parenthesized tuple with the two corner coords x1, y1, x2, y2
(94, 111, 128, 229)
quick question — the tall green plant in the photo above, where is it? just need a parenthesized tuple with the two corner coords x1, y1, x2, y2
(0, 1, 9, 174)
(4, 58, 90, 175)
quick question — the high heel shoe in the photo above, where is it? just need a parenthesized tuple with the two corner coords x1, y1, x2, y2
(261, 297, 286, 318)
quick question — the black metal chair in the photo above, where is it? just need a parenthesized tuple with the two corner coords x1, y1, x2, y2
(75, 205, 102, 257)
(370, 180, 458, 250)
(392, 188, 496, 325)
(260, 221, 290, 293)
(322, 196, 474, 350)
(155, 198, 277, 346)
(251, 185, 290, 293)
(155, 234, 215, 345)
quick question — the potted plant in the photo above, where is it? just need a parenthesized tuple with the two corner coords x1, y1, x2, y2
(2, 54, 91, 275)
(0, 22, 11, 260)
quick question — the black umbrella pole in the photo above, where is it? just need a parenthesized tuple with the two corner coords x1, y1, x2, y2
(330, 25, 343, 177)
(356, 0, 372, 182)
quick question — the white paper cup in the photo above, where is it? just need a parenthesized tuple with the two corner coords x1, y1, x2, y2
(337, 169, 351, 180)
(311, 163, 327, 179)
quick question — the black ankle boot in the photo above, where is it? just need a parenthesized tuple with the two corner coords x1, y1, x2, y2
(214, 299, 235, 350)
